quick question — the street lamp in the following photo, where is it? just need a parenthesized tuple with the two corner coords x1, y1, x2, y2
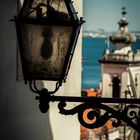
(15, 0, 83, 83)
(13, 0, 140, 133)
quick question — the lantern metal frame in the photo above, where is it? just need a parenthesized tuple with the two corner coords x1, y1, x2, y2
(13, 0, 140, 134)
(14, 0, 84, 83)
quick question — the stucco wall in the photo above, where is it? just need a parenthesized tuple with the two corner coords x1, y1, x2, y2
(44, 1, 83, 140)
(0, 0, 82, 140)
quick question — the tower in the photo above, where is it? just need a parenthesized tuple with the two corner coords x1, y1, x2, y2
(99, 7, 140, 98)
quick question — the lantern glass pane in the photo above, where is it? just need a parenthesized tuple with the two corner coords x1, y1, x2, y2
(19, 23, 73, 80)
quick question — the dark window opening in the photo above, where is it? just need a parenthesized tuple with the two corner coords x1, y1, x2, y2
(112, 75, 120, 98)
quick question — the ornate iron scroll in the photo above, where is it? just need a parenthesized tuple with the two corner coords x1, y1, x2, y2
(58, 100, 140, 133)
(31, 84, 140, 133)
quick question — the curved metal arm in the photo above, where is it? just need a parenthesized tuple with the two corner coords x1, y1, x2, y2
(29, 81, 40, 94)
(29, 80, 62, 95)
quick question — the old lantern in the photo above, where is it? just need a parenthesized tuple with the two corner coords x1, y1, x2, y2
(15, 0, 84, 84)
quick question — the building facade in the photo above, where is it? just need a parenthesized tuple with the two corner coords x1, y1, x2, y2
(100, 9, 140, 99)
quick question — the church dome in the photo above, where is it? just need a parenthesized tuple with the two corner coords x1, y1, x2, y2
(110, 7, 136, 44)
(100, 7, 140, 64)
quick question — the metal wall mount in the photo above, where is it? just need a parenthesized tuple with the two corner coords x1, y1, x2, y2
(29, 81, 140, 134)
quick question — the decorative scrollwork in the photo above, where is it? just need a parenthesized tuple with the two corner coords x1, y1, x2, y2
(121, 104, 140, 132)
(33, 91, 140, 133)
(58, 101, 140, 133)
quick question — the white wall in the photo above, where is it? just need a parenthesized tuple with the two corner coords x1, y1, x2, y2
(0, 0, 82, 140)
(44, 1, 83, 140)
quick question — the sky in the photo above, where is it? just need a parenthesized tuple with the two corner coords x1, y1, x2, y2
(83, 0, 140, 32)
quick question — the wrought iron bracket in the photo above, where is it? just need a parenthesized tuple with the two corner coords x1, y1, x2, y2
(30, 85, 140, 134)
